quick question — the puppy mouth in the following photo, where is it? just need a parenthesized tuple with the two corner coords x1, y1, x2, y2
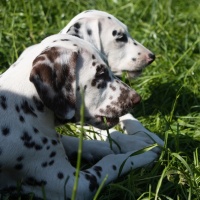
(96, 116, 119, 128)
(127, 70, 143, 78)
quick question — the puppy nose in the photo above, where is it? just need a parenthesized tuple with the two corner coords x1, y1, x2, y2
(148, 53, 156, 64)
(132, 93, 141, 105)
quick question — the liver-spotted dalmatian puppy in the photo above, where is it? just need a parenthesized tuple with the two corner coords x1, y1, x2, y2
(59, 10, 163, 151)
(0, 35, 162, 199)
(14, 11, 162, 157)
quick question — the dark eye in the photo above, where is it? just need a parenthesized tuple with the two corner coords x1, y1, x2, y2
(116, 33, 128, 43)
(96, 64, 105, 76)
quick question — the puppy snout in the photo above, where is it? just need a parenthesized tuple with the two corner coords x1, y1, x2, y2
(147, 53, 156, 64)
(131, 92, 141, 105)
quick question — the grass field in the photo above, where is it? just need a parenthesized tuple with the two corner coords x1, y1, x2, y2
(0, 0, 200, 199)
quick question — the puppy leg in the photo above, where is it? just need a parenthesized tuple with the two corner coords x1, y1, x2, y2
(12, 140, 158, 200)
(60, 135, 114, 163)
(119, 114, 164, 146)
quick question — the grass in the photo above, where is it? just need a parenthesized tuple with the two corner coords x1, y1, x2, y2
(0, 0, 200, 199)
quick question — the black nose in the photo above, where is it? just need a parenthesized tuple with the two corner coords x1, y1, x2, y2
(148, 53, 156, 64)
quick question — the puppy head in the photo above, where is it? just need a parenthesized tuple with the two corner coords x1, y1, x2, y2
(30, 37, 141, 128)
(60, 10, 155, 78)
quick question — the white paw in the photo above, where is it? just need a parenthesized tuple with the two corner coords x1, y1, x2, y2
(119, 113, 164, 147)
(108, 131, 162, 154)
(81, 140, 114, 162)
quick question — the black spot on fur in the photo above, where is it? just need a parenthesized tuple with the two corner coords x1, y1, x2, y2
(26, 177, 47, 186)
(131, 161, 134, 165)
(42, 137, 48, 144)
(112, 165, 117, 170)
(33, 127, 39, 134)
(51, 139, 58, 145)
(21, 131, 32, 142)
(87, 29, 92, 35)
(132, 58, 136, 61)
(57, 172, 64, 179)
(93, 166, 102, 178)
(41, 162, 48, 168)
(16, 155, 24, 162)
(0, 95, 7, 110)
(15, 105, 20, 112)
(50, 151, 56, 158)
(19, 115, 25, 123)
(15, 163, 23, 170)
(92, 62, 96, 66)
(133, 41, 137, 46)
(35, 144, 43, 150)
(108, 16, 111, 19)
(21, 100, 37, 117)
(60, 39, 69, 42)
(49, 160, 54, 166)
(21, 131, 42, 150)
(85, 173, 99, 192)
(92, 54, 95, 60)
(1, 126, 10, 136)
(71, 34, 81, 38)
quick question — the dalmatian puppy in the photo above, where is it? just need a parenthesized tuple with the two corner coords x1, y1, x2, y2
(33, 34, 163, 161)
(60, 10, 155, 78)
(0, 34, 162, 199)
(16, 10, 155, 78)
(10, 10, 163, 163)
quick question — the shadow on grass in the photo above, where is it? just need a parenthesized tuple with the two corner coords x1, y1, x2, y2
(135, 80, 200, 117)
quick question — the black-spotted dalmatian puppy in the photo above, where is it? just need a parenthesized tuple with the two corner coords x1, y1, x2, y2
(60, 10, 155, 78)
(17, 10, 155, 78)
(0, 35, 161, 199)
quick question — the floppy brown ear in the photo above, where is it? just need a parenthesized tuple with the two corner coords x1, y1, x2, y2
(30, 46, 78, 120)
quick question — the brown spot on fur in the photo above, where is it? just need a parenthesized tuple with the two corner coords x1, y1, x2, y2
(40, 47, 60, 63)
(110, 84, 116, 91)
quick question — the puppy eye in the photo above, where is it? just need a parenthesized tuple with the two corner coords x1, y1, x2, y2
(96, 65, 106, 76)
(116, 33, 128, 43)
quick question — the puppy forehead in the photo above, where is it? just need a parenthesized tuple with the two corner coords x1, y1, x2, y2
(74, 10, 128, 30)
(40, 34, 111, 72)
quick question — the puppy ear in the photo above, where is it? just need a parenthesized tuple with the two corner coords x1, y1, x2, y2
(65, 19, 102, 51)
(30, 46, 78, 120)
